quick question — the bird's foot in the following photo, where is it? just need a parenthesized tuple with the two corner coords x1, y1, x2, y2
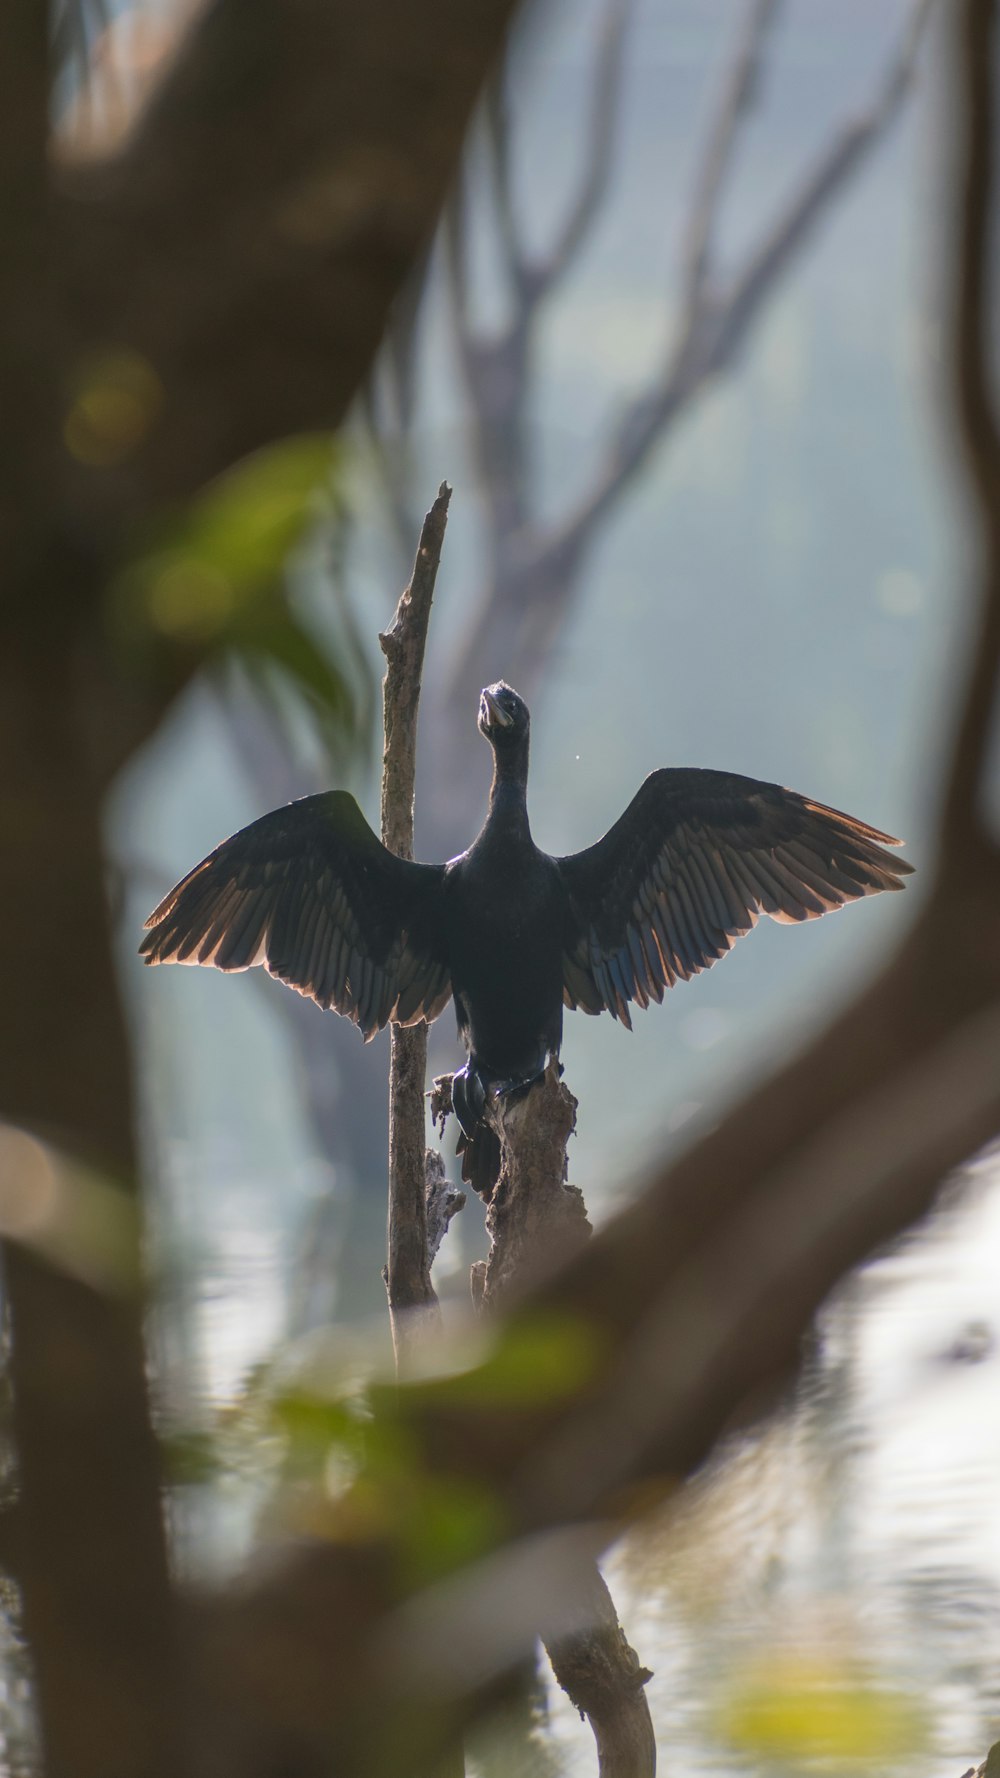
(488, 1059, 552, 1106)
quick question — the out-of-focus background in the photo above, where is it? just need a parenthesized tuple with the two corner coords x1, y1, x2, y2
(20, 1, 996, 1773)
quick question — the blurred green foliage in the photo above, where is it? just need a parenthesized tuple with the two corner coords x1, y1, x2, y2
(108, 433, 371, 762)
(411, 1312, 604, 1410)
(163, 1309, 608, 1591)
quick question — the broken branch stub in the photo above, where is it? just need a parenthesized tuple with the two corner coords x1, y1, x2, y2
(479, 1063, 590, 1310)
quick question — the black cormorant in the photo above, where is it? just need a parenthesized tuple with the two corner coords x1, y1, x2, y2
(141, 682, 913, 1191)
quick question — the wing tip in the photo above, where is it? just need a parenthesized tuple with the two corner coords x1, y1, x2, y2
(138, 930, 164, 964)
(802, 797, 914, 854)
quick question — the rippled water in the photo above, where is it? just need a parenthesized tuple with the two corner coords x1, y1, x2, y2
(539, 1156, 1000, 1776)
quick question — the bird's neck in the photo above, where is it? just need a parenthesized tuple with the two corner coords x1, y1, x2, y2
(487, 745, 531, 838)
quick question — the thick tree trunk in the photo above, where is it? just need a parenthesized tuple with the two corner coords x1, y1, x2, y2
(0, 632, 181, 1778)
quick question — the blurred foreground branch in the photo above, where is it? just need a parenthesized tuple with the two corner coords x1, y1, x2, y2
(188, 3, 1000, 1770)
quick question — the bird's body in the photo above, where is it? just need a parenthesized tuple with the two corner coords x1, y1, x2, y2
(447, 756, 565, 1092)
(142, 682, 913, 1193)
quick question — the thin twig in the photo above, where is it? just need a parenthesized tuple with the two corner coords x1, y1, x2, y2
(529, 0, 635, 299)
(379, 483, 453, 1369)
(484, 70, 527, 292)
(679, 0, 782, 317)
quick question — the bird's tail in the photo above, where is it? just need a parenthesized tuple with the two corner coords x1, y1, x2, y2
(452, 1063, 502, 1198)
(456, 1123, 502, 1198)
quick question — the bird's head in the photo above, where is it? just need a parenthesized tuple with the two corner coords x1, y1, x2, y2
(478, 681, 529, 751)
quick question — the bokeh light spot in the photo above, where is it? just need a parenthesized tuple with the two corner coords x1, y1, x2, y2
(876, 567, 923, 618)
(0, 1123, 139, 1293)
(64, 348, 162, 467)
(0, 1126, 59, 1238)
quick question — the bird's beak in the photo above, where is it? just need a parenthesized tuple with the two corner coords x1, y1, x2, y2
(481, 687, 513, 730)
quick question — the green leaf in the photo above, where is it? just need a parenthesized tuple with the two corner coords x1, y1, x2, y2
(168, 434, 340, 612)
(109, 433, 370, 757)
(415, 1312, 604, 1410)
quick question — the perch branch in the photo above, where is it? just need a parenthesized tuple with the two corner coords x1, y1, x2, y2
(379, 483, 453, 1367)
(478, 1064, 589, 1309)
(475, 1066, 655, 1775)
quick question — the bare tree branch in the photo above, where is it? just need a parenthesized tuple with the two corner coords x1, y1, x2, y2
(679, 0, 782, 316)
(543, 1565, 655, 1778)
(557, 0, 938, 563)
(528, 0, 635, 302)
(379, 484, 453, 1367)
(441, 179, 532, 551)
(484, 70, 527, 293)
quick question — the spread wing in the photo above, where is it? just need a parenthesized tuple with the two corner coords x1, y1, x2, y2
(140, 791, 451, 1040)
(556, 768, 913, 1027)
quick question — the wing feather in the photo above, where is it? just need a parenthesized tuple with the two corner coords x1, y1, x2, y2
(141, 791, 449, 1040)
(556, 767, 913, 1021)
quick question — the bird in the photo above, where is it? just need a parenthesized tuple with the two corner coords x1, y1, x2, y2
(141, 680, 913, 1194)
